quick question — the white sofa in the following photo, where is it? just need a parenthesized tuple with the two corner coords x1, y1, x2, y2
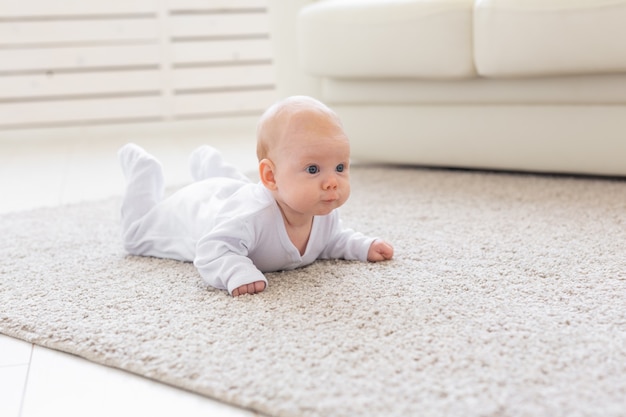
(267, 0, 626, 176)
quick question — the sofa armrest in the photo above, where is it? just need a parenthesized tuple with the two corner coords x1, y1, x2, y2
(267, 0, 323, 99)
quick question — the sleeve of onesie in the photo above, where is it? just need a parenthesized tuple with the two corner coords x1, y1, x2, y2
(319, 212, 376, 262)
(193, 219, 267, 295)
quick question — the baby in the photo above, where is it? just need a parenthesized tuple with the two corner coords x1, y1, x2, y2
(118, 95, 394, 296)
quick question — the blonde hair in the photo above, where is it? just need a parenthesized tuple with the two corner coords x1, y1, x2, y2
(256, 96, 343, 161)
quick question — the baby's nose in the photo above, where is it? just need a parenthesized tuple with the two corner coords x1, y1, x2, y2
(323, 175, 338, 190)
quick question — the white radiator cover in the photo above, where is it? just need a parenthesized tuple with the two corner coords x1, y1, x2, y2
(0, 0, 276, 130)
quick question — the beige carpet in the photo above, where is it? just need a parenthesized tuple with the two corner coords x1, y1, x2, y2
(1, 166, 625, 417)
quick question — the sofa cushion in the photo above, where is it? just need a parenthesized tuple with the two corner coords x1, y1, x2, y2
(297, 0, 476, 79)
(475, 0, 626, 77)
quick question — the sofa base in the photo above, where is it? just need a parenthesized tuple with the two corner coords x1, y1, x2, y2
(337, 105, 626, 176)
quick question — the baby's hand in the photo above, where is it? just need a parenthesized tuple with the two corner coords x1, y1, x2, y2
(232, 281, 266, 297)
(367, 239, 394, 262)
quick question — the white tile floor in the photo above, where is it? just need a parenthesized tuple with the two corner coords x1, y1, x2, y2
(0, 118, 263, 417)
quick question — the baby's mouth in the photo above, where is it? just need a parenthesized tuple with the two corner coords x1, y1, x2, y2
(322, 193, 339, 203)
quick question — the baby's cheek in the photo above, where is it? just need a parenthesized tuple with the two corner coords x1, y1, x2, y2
(297, 189, 317, 209)
(343, 182, 351, 198)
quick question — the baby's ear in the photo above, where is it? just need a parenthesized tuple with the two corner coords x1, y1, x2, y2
(259, 158, 277, 190)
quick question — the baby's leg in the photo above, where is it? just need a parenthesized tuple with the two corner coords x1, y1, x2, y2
(189, 145, 250, 183)
(118, 143, 164, 234)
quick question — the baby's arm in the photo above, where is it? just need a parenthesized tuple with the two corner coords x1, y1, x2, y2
(195, 249, 268, 296)
(367, 239, 394, 262)
(321, 213, 393, 262)
(195, 224, 268, 296)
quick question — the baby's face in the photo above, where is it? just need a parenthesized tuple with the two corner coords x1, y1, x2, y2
(270, 113, 351, 218)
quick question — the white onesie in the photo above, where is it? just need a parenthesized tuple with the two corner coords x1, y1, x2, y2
(120, 144, 374, 294)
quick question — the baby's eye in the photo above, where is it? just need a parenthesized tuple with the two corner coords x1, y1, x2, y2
(307, 165, 319, 174)
(336, 163, 345, 172)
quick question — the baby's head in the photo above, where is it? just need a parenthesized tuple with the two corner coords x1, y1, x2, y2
(256, 96, 345, 160)
(256, 96, 351, 218)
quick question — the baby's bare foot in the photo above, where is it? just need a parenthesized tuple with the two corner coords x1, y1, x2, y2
(232, 281, 266, 297)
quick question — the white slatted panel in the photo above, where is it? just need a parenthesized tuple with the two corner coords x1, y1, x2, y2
(0, 19, 159, 46)
(173, 65, 275, 91)
(166, 0, 266, 9)
(1, 70, 161, 98)
(0, 45, 161, 72)
(0, 0, 158, 17)
(172, 38, 271, 64)
(169, 14, 269, 39)
(174, 90, 278, 118)
(1, 97, 163, 128)
(0, 0, 275, 130)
